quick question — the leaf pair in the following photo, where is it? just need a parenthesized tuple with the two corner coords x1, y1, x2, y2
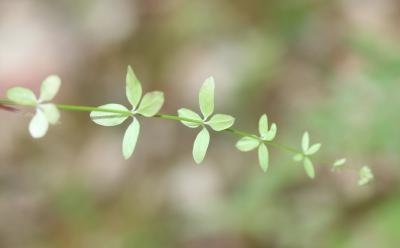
(6, 76, 61, 138)
(178, 77, 235, 164)
(293, 132, 321, 178)
(236, 114, 277, 172)
(90, 66, 164, 159)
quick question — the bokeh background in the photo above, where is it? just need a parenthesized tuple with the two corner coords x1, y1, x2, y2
(0, 0, 399, 247)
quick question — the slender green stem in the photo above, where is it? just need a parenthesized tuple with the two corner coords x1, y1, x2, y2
(224, 128, 299, 154)
(57, 104, 132, 115)
(154, 114, 203, 125)
(0, 99, 16, 105)
(0, 98, 302, 154)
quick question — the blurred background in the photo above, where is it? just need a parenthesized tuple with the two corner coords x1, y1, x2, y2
(0, 0, 399, 247)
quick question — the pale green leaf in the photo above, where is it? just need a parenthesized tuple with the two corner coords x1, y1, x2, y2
(126, 65, 142, 108)
(193, 127, 210, 164)
(122, 118, 140, 160)
(236, 137, 260, 152)
(303, 157, 315, 179)
(178, 108, 202, 128)
(293, 153, 303, 162)
(90, 104, 129, 126)
(258, 143, 269, 172)
(358, 166, 373, 186)
(207, 114, 235, 131)
(333, 158, 347, 168)
(264, 123, 277, 141)
(40, 104, 60, 124)
(258, 114, 269, 138)
(7, 87, 37, 105)
(306, 143, 321, 155)
(332, 158, 346, 172)
(199, 77, 214, 119)
(39, 75, 61, 102)
(302, 132, 310, 152)
(29, 110, 49, 139)
(136, 91, 164, 117)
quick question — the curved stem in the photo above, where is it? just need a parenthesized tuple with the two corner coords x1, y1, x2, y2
(0, 99, 302, 154)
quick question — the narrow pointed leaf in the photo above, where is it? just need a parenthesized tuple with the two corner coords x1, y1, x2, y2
(333, 158, 346, 168)
(136, 91, 164, 117)
(7, 87, 37, 105)
(332, 159, 346, 172)
(302, 132, 310, 152)
(199, 77, 214, 119)
(29, 110, 49, 139)
(236, 137, 260, 152)
(258, 143, 269, 172)
(306, 143, 321, 155)
(207, 114, 235, 131)
(193, 127, 210, 164)
(178, 108, 202, 128)
(122, 118, 140, 159)
(258, 114, 269, 138)
(303, 157, 315, 179)
(39, 75, 61, 102)
(40, 104, 60, 124)
(126, 66, 142, 108)
(264, 123, 277, 141)
(90, 104, 129, 126)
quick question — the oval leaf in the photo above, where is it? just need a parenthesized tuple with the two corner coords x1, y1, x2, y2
(39, 75, 61, 102)
(40, 103, 60, 124)
(123, 118, 140, 159)
(258, 114, 269, 138)
(306, 143, 321, 155)
(136, 91, 164, 117)
(332, 158, 347, 172)
(29, 110, 49, 139)
(90, 104, 129, 126)
(303, 157, 315, 179)
(193, 127, 210, 164)
(258, 143, 269, 172)
(178, 108, 202, 128)
(333, 158, 346, 167)
(207, 114, 235, 131)
(264, 123, 277, 141)
(236, 137, 260, 152)
(199, 77, 214, 119)
(7, 87, 37, 105)
(302, 132, 310, 152)
(126, 66, 142, 108)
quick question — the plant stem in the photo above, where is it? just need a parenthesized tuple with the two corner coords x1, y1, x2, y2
(0, 99, 301, 155)
(154, 114, 203, 125)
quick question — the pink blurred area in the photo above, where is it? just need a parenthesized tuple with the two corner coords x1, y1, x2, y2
(0, 0, 137, 92)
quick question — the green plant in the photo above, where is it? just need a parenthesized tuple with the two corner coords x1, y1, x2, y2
(292, 132, 321, 179)
(178, 77, 235, 164)
(0, 66, 373, 185)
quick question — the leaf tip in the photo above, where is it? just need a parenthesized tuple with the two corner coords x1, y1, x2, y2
(127, 65, 135, 75)
(205, 76, 215, 84)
